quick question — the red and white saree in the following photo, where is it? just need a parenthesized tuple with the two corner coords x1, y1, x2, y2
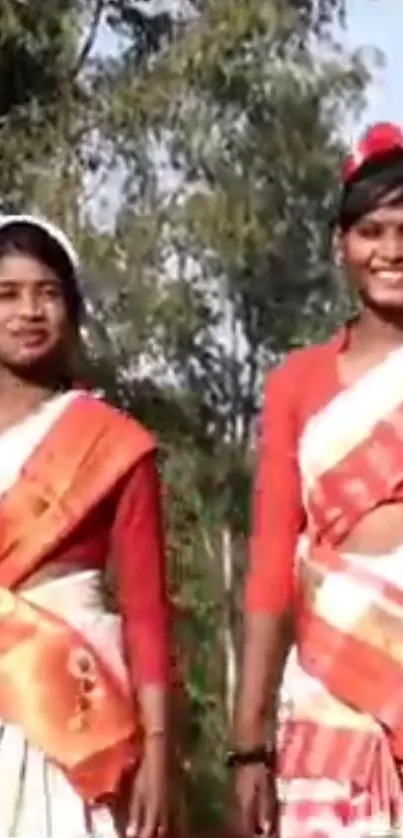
(277, 345, 403, 837)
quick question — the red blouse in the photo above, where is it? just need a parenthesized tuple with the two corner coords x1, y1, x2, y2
(28, 451, 170, 687)
(245, 328, 348, 616)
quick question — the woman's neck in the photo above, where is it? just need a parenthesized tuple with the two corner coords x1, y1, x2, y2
(0, 368, 62, 430)
(350, 306, 403, 353)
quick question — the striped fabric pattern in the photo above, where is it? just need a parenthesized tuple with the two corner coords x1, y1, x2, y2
(276, 345, 403, 836)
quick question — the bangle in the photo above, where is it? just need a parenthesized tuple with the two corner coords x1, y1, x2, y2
(225, 745, 275, 770)
(144, 728, 166, 738)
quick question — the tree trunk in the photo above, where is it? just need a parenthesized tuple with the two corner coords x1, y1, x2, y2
(221, 523, 237, 723)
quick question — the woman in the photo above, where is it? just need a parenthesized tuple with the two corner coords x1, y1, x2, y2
(0, 214, 170, 838)
(232, 123, 403, 837)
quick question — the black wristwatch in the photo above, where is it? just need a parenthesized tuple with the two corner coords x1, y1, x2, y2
(225, 745, 275, 770)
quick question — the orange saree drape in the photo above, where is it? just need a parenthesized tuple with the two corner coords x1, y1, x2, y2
(0, 395, 155, 802)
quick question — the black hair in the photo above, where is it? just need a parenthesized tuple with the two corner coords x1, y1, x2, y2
(0, 221, 83, 326)
(338, 149, 403, 233)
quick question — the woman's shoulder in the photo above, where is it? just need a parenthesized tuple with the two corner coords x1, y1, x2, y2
(266, 332, 339, 388)
(72, 389, 157, 450)
(263, 329, 343, 426)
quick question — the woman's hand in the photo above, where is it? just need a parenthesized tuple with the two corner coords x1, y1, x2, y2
(127, 734, 167, 838)
(233, 762, 278, 837)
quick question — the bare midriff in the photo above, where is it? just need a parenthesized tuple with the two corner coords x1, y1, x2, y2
(339, 501, 403, 555)
(336, 335, 403, 557)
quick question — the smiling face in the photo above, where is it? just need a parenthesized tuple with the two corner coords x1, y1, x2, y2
(340, 202, 403, 311)
(0, 252, 72, 374)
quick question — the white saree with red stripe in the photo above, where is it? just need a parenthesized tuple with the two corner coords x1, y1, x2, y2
(276, 345, 403, 837)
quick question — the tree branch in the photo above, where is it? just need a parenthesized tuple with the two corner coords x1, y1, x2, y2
(72, 0, 105, 79)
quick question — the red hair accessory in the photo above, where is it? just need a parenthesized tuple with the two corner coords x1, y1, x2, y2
(343, 122, 403, 184)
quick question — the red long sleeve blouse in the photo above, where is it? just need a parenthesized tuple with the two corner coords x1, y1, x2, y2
(112, 453, 170, 686)
(245, 328, 347, 615)
(30, 450, 170, 687)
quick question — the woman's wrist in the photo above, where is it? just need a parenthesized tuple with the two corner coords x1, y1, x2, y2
(233, 714, 275, 751)
(143, 728, 167, 762)
(144, 727, 167, 739)
(226, 744, 275, 770)
(137, 683, 168, 739)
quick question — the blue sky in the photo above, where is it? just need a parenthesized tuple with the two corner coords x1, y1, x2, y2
(344, 0, 401, 135)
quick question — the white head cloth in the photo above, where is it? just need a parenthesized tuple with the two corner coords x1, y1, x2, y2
(0, 214, 79, 272)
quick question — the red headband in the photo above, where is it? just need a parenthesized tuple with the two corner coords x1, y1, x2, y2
(342, 122, 403, 184)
